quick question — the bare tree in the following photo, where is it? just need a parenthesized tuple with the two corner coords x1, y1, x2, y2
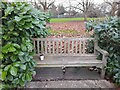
(30, 0, 55, 12)
(104, 0, 120, 16)
(72, 0, 94, 21)
(57, 4, 66, 15)
(118, 2, 120, 16)
(116, 0, 120, 17)
(49, 4, 58, 17)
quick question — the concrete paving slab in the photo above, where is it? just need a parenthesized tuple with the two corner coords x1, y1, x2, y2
(33, 67, 101, 81)
(64, 67, 101, 80)
(26, 80, 115, 88)
(33, 67, 63, 81)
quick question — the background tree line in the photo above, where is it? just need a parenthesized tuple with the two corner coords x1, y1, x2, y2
(28, 0, 120, 19)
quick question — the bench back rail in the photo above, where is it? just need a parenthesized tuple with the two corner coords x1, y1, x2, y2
(33, 38, 94, 56)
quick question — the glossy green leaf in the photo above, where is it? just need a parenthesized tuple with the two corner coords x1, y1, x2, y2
(0, 54, 3, 60)
(1, 71, 7, 81)
(4, 65, 11, 71)
(15, 16, 22, 22)
(26, 73, 32, 81)
(10, 66, 18, 76)
(21, 44, 27, 51)
(7, 75, 13, 81)
(8, 47, 16, 52)
(10, 56, 17, 61)
(5, 6, 14, 16)
(20, 65, 26, 70)
(13, 62, 21, 67)
(12, 78, 19, 84)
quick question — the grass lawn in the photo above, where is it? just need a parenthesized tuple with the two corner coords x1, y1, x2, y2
(48, 29, 80, 36)
(50, 18, 96, 22)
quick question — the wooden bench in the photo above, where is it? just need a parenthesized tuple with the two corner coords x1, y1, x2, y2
(32, 37, 109, 78)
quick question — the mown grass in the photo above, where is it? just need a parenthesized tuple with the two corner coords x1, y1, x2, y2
(50, 18, 96, 22)
(48, 29, 80, 35)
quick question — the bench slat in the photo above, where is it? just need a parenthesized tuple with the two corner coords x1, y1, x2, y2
(34, 56, 102, 68)
(33, 38, 94, 56)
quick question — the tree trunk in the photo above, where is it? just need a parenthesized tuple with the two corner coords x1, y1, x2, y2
(111, 2, 117, 16)
(84, 13, 87, 21)
(117, 3, 120, 17)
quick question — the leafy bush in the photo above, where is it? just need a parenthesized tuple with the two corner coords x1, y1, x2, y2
(0, 2, 49, 88)
(86, 17, 120, 86)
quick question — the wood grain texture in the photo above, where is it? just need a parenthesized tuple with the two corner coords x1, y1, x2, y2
(32, 37, 109, 78)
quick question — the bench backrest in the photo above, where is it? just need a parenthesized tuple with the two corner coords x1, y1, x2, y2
(33, 38, 94, 56)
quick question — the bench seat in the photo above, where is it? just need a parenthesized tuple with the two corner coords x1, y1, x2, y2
(34, 55, 102, 68)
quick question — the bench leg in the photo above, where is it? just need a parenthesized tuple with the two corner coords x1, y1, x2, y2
(101, 67, 105, 79)
(62, 66, 66, 75)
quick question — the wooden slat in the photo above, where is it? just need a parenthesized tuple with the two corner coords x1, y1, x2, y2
(58, 41, 60, 54)
(60, 41, 62, 54)
(32, 38, 94, 41)
(56, 41, 58, 54)
(48, 41, 51, 54)
(32, 38, 95, 56)
(34, 56, 102, 68)
(68, 40, 70, 54)
(41, 41, 44, 54)
(75, 40, 78, 54)
(71, 40, 74, 54)
(64, 41, 66, 54)
(33, 40, 36, 53)
(52, 41, 55, 54)
(83, 40, 86, 54)
(34, 53, 97, 57)
(37, 41, 39, 54)
(45, 41, 47, 54)
(79, 40, 81, 54)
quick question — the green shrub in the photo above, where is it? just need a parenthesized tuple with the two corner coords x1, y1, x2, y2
(86, 16, 120, 86)
(0, 2, 49, 88)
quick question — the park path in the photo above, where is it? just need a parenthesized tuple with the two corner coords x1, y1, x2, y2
(26, 67, 115, 88)
(26, 80, 115, 88)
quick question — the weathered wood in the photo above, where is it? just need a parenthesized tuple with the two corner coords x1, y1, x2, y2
(71, 41, 74, 54)
(41, 41, 44, 54)
(75, 41, 78, 54)
(68, 41, 70, 54)
(101, 55, 108, 78)
(52, 41, 55, 54)
(33, 40, 36, 52)
(37, 41, 39, 54)
(48, 41, 51, 54)
(44, 41, 47, 54)
(32, 38, 94, 55)
(79, 41, 81, 54)
(64, 41, 66, 54)
(95, 46, 109, 57)
(34, 56, 102, 68)
(32, 37, 109, 78)
(83, 40, 86, 54)
(56, 41, 59, 54)
(32, 38, 94, 41)
(93, 35, 109, 78)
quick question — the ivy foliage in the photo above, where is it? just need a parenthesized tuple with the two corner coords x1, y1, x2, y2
(0, 2, 49, 87)
(86, 17, 120, 86)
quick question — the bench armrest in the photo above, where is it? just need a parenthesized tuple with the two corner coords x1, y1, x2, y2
(95, 46, 109, 68)
(95, 46, 109, 57)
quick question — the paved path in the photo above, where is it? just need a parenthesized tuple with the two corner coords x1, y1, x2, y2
(26, 80, 114, 88)
(33, 67, 101, 81)
(26, 67, 115, 88)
